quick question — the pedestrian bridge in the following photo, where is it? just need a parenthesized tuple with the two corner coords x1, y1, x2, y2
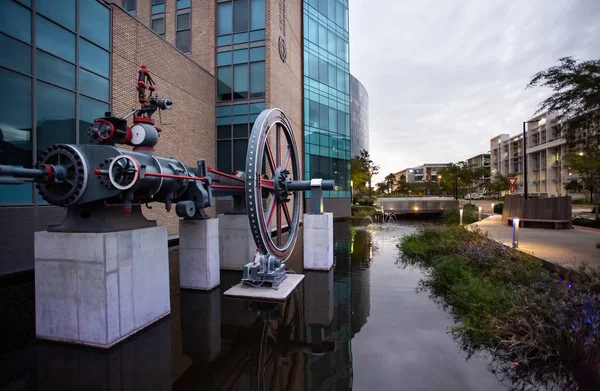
(376, 197, 458, 215)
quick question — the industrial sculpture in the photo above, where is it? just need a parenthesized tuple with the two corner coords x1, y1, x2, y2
(0, 65, 333, 288)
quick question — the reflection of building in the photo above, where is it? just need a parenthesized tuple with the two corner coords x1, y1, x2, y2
(394, 163, 450, 183)
(350, 74, 369, 158)
(490, 111, 579, 197)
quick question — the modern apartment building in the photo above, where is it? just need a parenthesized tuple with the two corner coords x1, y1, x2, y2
(394, 163, 450, 184)
(465, 153, 491, 191)
(350, 74, 369, 158)
(490, 112, 578, 197)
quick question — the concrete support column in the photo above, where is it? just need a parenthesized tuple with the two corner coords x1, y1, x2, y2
(34, 226, 171, 348)
(179, 219, 220, 290)
(218, 214, 256, 270)
(303, 212, 334, 270)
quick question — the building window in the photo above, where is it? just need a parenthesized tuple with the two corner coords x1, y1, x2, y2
(0, 0, 110, 205)
(216, 0, 265, 47)
(122, 0, 136, 16)
(151, 16, 165, 38)
(176, 9, 190, 52)
(151, 0, 165, 14)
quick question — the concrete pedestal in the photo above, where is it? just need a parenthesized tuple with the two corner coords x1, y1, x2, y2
(179, 219, 220, 290)
(34, 226, 171, 348)
(303, 213, 334, 270)
(304, 269, 334, 326)
(218, 214, 256, 270)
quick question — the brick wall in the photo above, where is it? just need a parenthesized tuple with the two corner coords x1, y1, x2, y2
(190, 0, 215, 74)
(111, 4, 216, 234)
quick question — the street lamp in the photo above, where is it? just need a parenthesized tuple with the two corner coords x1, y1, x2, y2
(523, 119, 540, 200)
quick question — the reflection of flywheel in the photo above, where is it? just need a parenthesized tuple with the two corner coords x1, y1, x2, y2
(245, 109, 300, 262)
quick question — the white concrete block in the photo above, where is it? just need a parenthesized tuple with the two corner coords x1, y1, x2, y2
(304, 269, 334, 326)
(303, 213, 334, 270)
(224, 274, 305, 301)
(34, 226, 170, 348)
(179, 219, 220, 290)
(218, 214, 256, 270)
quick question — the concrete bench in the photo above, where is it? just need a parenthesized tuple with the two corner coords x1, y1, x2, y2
(507, 218, 571, 230)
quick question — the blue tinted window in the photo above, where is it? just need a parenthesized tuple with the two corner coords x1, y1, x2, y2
(217, 51, 232, 66)
(233, 64, 248, 100)
(79, 96, 108, 144)
(233, 49, 248, 64)
(232, 104, 248, 115)
(217, 66, 232, 102)
(217, 35, 232, 46)
(36, 81, 75, 158)
(233, 139, 248, 171)
(216, 106, 232, 117)
(233, 0, 248, 33)
(37, 0, 76, 30)
(249, 102, 265, 114)
(80, 0, 110, 50)
(233, 32, 248, 44)
(249, 61, 264, 98)
(233, 123, 247, 138)
(79, 69, 109, 102)
(249, 29, 264, 41)
(36, 50, 75, 90)
(308, 18, 317, 43)
(80, 38, 109, 77)
(177, 0, 190, 9)
(36, 15, 75, 62)
(249, 47, 264, 62)
(0, 33, 31, 74)
(0, 1, 31, 43)
(152, 4, 165, 14)
(0, 67, 32, 168)
(217, 125, 230, 139)
(250, 0, 264, 30)
(217, 140, 231, 173)
(217, 2, 232, 35)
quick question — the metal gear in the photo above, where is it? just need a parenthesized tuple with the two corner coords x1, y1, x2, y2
(35, 144, 88, 206)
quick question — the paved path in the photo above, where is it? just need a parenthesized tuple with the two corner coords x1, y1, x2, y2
(470, 215, 600, 269)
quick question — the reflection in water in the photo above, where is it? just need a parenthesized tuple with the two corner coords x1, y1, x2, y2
(2, 221, 537, 390)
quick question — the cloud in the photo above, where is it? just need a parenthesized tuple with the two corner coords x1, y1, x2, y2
(349, 0, 600, 181)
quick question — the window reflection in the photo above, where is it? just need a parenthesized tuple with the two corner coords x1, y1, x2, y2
(36, 81, 76, 159)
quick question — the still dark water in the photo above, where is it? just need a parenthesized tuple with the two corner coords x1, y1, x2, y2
(1, 221, 511, 390)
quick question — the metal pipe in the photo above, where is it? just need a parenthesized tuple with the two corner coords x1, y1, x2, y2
(286, 179, 335, 191)
(0, 165, 46, 178)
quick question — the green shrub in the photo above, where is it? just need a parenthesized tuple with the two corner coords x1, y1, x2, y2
(493, 202, 503, 214)
(572, 199, 589, 205)
(398, 225, 600, 389)
(354, 196, 376, 206)
(572, 218, 600, 229)
(442, 204, 479, 225)
(351, 205, 377, 217)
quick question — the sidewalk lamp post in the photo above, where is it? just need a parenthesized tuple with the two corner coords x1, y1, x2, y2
(459, 208, 464, 226)
(523, 119, 540, 200)
(491, 203, 495, 215)
(512, 218, 520, 248)
(478, 206, 482, 221)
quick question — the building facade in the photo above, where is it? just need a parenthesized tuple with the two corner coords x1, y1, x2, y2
(350, 74, 368, 158)
(394, 163, 450, 184)
(303, 0, 351, 217)
(490, 112, 577, 197)
(0, 0, 216, 276)
(465, 153, 490, 192)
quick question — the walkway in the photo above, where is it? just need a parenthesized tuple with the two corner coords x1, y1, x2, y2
(470, 215, 600, 268)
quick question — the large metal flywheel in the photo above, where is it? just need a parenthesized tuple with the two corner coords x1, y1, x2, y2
(245, 109, 301, 261)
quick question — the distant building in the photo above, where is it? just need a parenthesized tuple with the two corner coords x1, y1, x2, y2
(350, 74, 369, 158)
(490, 111, 581, 197)
(394, 163, 450, 183)
(465, 153, 491, 192)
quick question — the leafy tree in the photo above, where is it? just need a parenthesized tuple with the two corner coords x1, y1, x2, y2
(527, 57, 600, 202)
(350, 149, 379, 196)
(564, 178, 584, 195)
(397, 174, 410, 195)
(383, 173, 396, 194)
(375, 181, 388, 195)
(489, 173, 512, 199)
(565, 151, 600, 204)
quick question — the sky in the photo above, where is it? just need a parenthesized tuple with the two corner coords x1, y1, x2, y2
(348, 0, 600, 182)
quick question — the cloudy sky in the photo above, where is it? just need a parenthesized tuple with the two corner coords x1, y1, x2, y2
(348, 0, 600, 182)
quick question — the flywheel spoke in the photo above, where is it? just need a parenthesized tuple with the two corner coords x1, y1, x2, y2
(276, 204, 282, 246)
(282, 203, 292, 228)
(265, 141, 276, 175)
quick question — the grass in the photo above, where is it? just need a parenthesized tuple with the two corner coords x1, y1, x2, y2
(398, 225, 600, 389)
(573, 218, 600, 229)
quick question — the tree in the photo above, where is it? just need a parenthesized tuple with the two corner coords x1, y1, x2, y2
(383, 173, 396, 195)
(565, 151, 600, 204)
(564, 178, 584, 195)
(489, 173, 512, 199)
(397, 174, 410, 195)
(527, 57, 600, 203)
(350, 149, 379, 197)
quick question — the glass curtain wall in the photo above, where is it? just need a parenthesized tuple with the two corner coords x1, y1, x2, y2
(0, 0, 111, 205)
(215, 0, 266, 173)
(303, 0, 351, 199)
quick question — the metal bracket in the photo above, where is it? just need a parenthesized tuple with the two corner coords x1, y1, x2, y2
(309, 178, 324, 214)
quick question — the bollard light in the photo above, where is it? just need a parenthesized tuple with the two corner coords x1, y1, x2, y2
(491, 203, 495, 215)
(478, 206, 482, 221)
(459, 208, 464, 226)
(512, 218, 520, 248)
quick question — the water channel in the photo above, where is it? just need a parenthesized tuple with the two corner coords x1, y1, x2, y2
(0, 221, 555, 390)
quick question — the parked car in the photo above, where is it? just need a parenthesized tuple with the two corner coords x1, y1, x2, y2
(465, 193, 483, 200)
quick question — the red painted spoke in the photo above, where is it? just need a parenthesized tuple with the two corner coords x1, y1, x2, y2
(265, 141, 276, 175)
(260, 179, 274, 190)
(282, 203, 292, 228)
(283, 147, 291, 170)
(266, 197, 276, 226)
(276, 204, 282, 246)
(276, 124, 281, 167)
